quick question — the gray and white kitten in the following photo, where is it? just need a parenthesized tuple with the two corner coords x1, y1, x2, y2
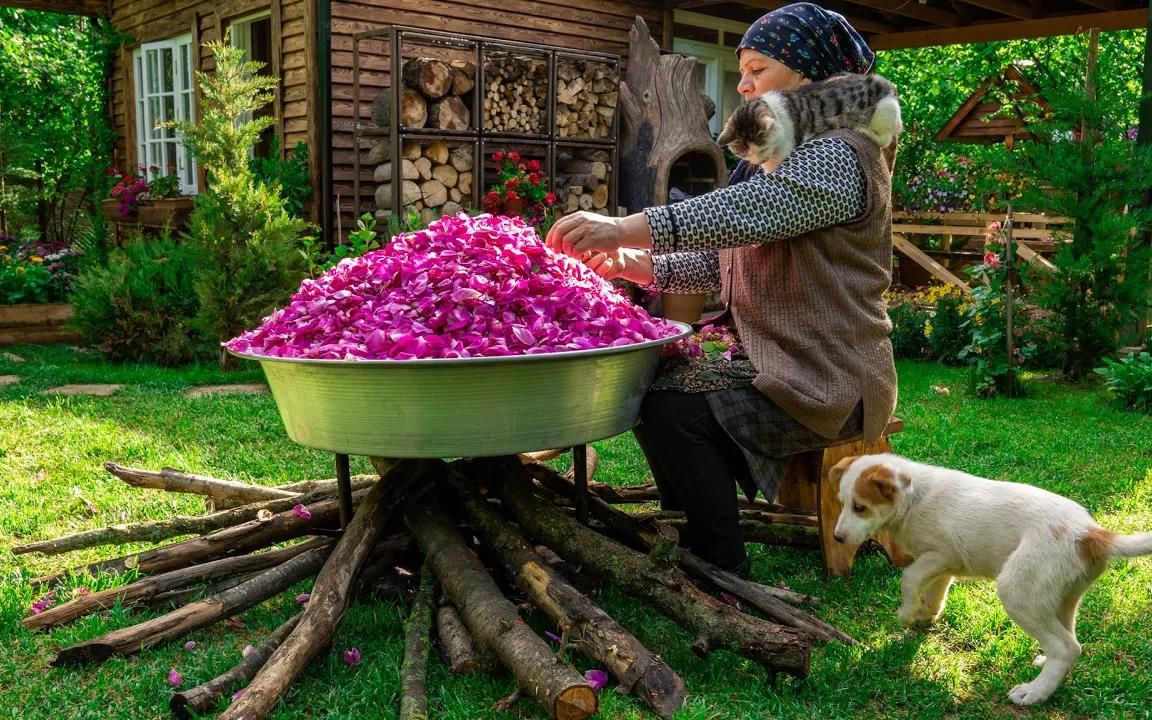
(717, 73, 902, 168)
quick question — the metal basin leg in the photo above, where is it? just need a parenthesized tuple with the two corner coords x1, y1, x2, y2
(573, 445, 589, 524)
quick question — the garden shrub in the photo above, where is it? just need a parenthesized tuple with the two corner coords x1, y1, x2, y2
(885, 290, 928, 360)
(0, 230, 84, 303)
(920, 284, 968, 365)
(169, 38, 312, 357)
(69, 235, 205, 365)
(1095, 351, 1152, 413)
(249, 135, 311, 218)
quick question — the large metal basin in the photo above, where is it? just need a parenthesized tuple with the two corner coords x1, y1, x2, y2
(230, 321, 691, 458)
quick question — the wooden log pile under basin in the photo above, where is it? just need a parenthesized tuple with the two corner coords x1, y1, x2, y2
(16, 452, 853, 719)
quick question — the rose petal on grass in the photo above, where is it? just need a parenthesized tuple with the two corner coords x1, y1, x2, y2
(292, 504, 312, 520)
(342, 648, 361, 666)
(584, 669, 608, 691)
(168, 669, 182, 686)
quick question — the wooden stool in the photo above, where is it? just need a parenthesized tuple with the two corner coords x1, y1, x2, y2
(776, 417, 912, 577)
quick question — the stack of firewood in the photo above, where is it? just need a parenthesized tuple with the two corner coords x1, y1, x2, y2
(17, 452, 852, 720)
(556, 60, 619, 140)
(375, 140, 474, 224)
(394, 57, 475, 131)
(483, 53, 548, 134)
(555, 148, 612, 214)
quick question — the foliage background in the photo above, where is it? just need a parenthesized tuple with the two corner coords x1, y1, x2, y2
(877, 30, 1145, 212)
(0, 9, 119, 243)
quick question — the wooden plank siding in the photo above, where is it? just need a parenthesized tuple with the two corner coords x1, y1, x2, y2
(106, 0, 316, 216)
(327, 0, 665, 240)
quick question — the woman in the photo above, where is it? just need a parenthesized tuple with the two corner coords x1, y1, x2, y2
(545, 3, 898, 577)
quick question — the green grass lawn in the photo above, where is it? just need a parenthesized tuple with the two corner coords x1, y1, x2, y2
(1, 347, 1150, 719)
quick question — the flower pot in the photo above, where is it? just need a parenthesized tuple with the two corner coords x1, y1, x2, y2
(660, 292, 706, 324)
(137, 197, 194, 230)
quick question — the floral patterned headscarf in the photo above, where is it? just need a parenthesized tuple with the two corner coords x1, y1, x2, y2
(737, 3, 874, 81)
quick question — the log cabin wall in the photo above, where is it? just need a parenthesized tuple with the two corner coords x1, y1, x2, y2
(107, 0, 318, 214)
(328, 0, 667, 241)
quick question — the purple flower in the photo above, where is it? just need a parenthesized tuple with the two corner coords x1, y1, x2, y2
(30, 590, 57, 615)
(718, 592, 743, 611)
(296, 593, 311, 605)
(544, 630, 562, 645)
(584, 669, 608, 691)
(168, 668, 183, 686)
(184, 641, 197, 651)
(292, 504, 312, 520)
(342, 648, 361, 666)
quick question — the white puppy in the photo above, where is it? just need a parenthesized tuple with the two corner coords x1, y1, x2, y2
(831, 453, 1152, 706)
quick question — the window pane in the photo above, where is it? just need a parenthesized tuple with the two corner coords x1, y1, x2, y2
(164, 95, 175, 132)
(181, 93, 191, 123)
(147, 50, 159, 94)
(722, 70, 742, 124)
(162, 48, 174, 93)
(165, 142, 178, 173)
(185, 147, 195, 186)
(180, 43, 190, 90)
(149, 97, 162, 139)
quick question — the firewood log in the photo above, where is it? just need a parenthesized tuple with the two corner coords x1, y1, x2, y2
(219, 460, 431, 720)
(399, 564, 435, 720)
(447, 467, 686, 718)
(23, 538, 328, 631)
(448, 145, 473, 172)
(373, 161, 392, 184)
(169, 613, 302, 720)
(420, 179, 448, 208)
(436, 601, 482, 674)
(500, 460, 810, 677)
(401, 159, 419, 180)
(403, 58, 452, 99)
(51, 545, 332, 667)
(405, 491, 597, 720)
(457, 171, 472, 195)
(30, 491, 365, 589)
(428, 96, 470, 131)
(413, 156, 432, 181)
(104, 462, 297, 506)
(431, 163, 458, 188)
(402, 141, 422, 160)
(400, 88, 428, 128)
(402, 180, 422, 207)
(449, 60, 475, 95)
(376, 183, 393, 211)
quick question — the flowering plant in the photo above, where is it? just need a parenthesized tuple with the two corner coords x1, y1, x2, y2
(106, 164, 182, 216)
(482, 150, 556, 233)
(0, 233, 84, 304)
(958, 220, 1035, 397)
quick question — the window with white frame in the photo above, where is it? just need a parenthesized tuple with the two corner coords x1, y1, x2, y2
(133, 35, 198, 194)
(673, 12, 747, 135)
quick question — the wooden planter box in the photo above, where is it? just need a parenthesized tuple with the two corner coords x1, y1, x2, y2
(102, 197, 194, 241)
(0, 303, 82, 345)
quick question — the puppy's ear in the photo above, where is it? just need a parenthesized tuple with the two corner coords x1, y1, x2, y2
(860, 464, 903, 503)
(828, 455, 859, 485)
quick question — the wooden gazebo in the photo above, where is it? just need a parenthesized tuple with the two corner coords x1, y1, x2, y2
(935, 62, 1052, 149)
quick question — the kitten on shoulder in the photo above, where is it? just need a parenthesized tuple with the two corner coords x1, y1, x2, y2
(717, 73, 902, 169)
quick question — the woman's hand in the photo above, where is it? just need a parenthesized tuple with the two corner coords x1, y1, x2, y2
(545, 211, 653, 257)
(584, 248, 655, 286)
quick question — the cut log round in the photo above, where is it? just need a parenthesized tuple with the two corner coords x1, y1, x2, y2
(400, 88, 428, 128)
(413, 156, 432, 181)
(450, 60, 476, 95)
(402, 180, 422, 207)
(449, 145, 474, 172)
(432, 163, 458, 188)
(428, 96, 470, 131)
(403, 58, 453, 99)
(420, 179, 448, 208)
(376, 183, 393, 211)
(405, 489, 597, 720)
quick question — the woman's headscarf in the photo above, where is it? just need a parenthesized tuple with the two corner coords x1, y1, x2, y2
(737, 3, 874, 81)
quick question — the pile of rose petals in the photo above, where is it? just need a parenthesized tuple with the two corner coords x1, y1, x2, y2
(226, 213, 679, 360)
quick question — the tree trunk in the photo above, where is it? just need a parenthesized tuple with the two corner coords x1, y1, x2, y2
(218, 461, 429, 720)
(501, 460, 810, 677)
(51, 545, 331, 666)
(405, 489, 597, 720)
(169, 613, 302, 719)
(447, 467, 686, 718)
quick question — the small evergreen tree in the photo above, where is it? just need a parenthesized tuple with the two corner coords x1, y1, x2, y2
(168, 37, 312, 364)
(1004, 89, 1152, 380)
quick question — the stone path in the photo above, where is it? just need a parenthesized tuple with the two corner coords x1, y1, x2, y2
(45, 384, 125, 397)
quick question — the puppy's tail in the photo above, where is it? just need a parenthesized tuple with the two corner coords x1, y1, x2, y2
(1105, 531, 1152, 559)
